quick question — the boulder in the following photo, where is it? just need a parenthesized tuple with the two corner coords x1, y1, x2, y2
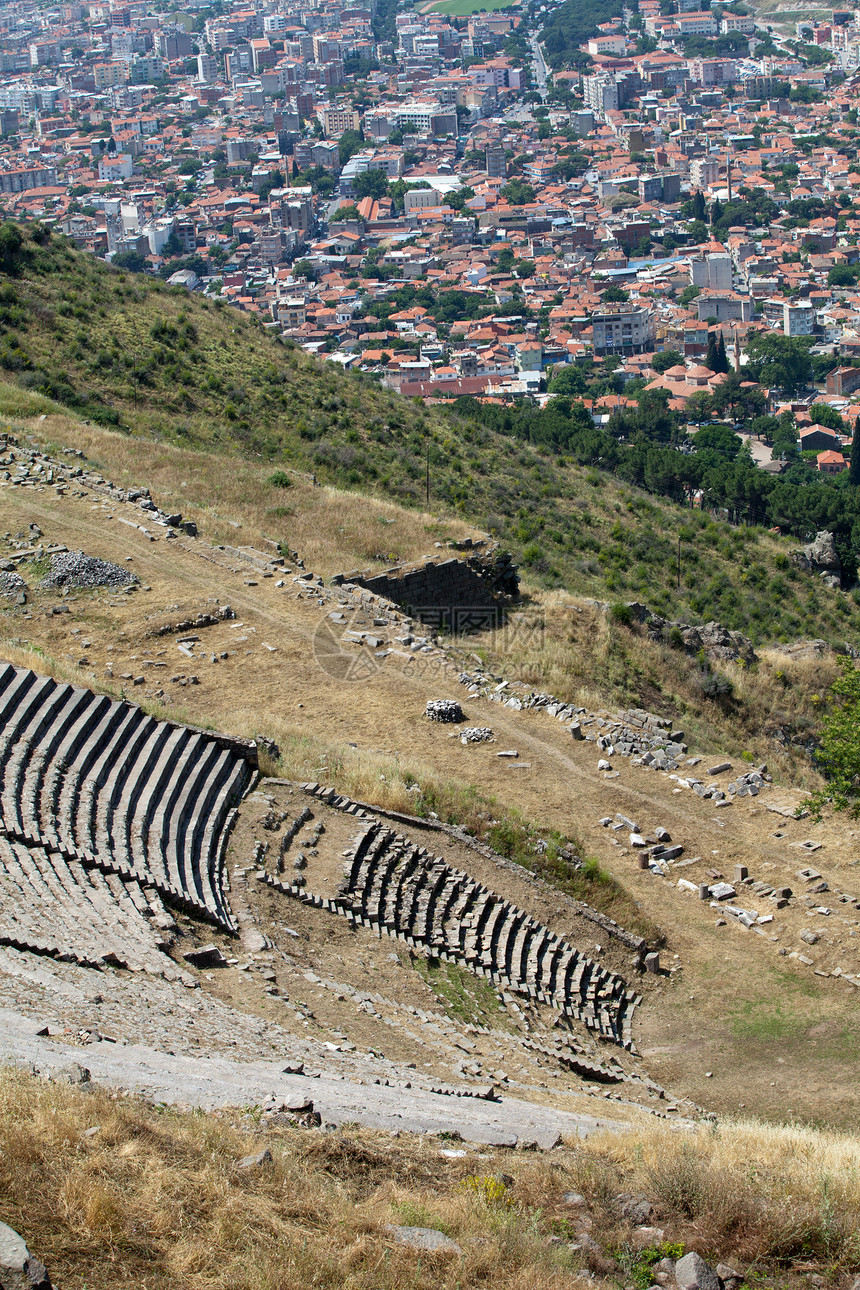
(802, 529, 840, 573)
(387, 1226, 462, 1255)
(51, 1062, 90, 1085)
(697, 622, 757, 666)
(0, 1221, 52, 1290)
(674, 1251, 721, 1290)
(615, 1193, 653, 1223)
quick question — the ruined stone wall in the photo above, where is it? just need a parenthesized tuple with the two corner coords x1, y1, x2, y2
(334, 541, 518, 632)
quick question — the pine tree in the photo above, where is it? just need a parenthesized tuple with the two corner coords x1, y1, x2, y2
(706, 333, 719, 372)
(710, 197, 723, 227)
(716, 332, 729, 374)
(692, 189, 706, 221)
(850, 417, 860, 486)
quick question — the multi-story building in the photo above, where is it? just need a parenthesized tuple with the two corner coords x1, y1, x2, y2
(155, 31, 192, 61)
(486, 143, 506, 178)
(690, 156, 721, 188)
(783, 300, 815, 336)
(690, 57, 737, 85)
(720, 13, 755, 33)
(691, 253, 733, 291)
(591, 304, 655, 355)
(675, 12, 719, 36)
(322, 105, 360, 136)
(197, 53, 219, 84)
(0, 162, 57, 191)
(583, 74, 618, 117)
(93, 61, 129, 88)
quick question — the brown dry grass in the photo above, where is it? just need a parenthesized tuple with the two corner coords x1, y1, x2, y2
(0, 1068, 598, 1290)
(4, 1068, 860, 1290)
(589, 1118, 860, 1269)
(2, 391, 477, 577)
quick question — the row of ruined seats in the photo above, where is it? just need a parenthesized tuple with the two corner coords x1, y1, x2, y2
(0, 833, 192, 980)
(0, 664, 255, 930)
(338, 822, 639, 1048)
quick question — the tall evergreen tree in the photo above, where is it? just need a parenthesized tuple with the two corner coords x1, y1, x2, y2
(706, 333, 719, 372)
(716, 332, 729, 374)
(710, 197, 723, 227)
(850, 416, 860, 486)
(691, 189, 706, 221)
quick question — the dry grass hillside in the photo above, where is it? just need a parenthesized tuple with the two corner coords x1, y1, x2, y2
(0, 392, 841, 783)
(0, 221, 858, 651)
(1, 402, 859, 1135)
(3, 1068, 860, 1290)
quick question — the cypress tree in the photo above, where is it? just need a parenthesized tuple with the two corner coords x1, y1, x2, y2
(716, 332, 729, 374)
(706, 333, 719, 372)
(850, 417, 860, 486)
(710, 197, 723, 227)
(692, 189, 706, 221)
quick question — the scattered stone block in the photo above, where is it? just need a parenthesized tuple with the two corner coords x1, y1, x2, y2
(674, 1252, 721, 1290)
(238, 1148, 273, 1170)
(388, 1227, 463, 1255)
(0, 1220, 52, 1290)
(707, 762, 732, 776)
(182, 945, 228, 968)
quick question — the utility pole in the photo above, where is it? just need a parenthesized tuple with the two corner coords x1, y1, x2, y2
(677, 535, 681, 590)
(426, 435, 430, 506)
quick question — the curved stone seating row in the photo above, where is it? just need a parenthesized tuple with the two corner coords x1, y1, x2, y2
(0, 663, 256, 930)
(338, 822, 638, 1048)
(0, 834, 189, 978)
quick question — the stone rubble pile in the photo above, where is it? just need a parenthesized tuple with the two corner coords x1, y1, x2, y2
(596, 600, 758, 665)
(726, 768, 768, 797)
(458, 671, 699, 775)
(425, 699, 464, 723)
(459, 727, 493, 744)
(38, 549, 139, 591)
(0, 567, 26, 599)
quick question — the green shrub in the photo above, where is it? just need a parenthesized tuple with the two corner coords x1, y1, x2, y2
(610, 602, 632, 627)
(268, 470, 293, 489)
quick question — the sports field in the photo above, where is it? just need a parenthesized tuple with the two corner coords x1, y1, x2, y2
(418, 0, 519, 15)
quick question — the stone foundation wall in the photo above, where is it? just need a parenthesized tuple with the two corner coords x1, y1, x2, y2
(334, 541, 518, 632)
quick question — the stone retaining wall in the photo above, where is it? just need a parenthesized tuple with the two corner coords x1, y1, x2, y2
(333, 542, 518, 632)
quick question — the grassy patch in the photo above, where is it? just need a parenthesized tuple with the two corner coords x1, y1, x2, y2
(730, 998, 817, 1043)
(428, 0, 517, 13)
(411, 957, 512, 1029)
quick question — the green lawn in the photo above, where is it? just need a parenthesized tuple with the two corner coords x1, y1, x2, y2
(427, 0, 519, 15)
